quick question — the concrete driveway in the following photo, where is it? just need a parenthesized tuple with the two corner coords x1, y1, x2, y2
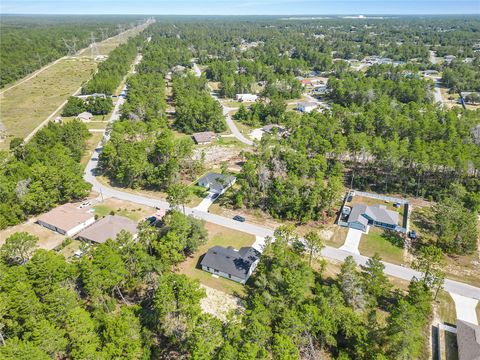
(450, 293, 479, 325)
(194, 191, 219, 212)
(339, 227, 364, 254)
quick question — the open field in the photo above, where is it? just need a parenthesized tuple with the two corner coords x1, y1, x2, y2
(0, 58, 95, 148)
(178, 222, 255, 296)
(93, 198, 155, 222)
(0, 22, 149, 149)
(358, 227, 404, 265)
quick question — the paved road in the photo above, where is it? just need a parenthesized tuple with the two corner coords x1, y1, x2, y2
(194, 62, 254, 146)
(84, 143, 480, 301)
(83, 60, 480, 302)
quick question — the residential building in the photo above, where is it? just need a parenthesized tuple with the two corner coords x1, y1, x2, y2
(262, 124, 287, 136)
(297, 101, 318, 113)
(456, 320, 480, 360)
(192, 131, 216, 144)
(347, 204, 400, 232)
(197, 172, 236, 193)
(200, 246, 261, 284)
(77, 112, 93, 122)
(236, 93, 258, 102)
(37, 203, 95, 237)
(76, 215, 137, 244)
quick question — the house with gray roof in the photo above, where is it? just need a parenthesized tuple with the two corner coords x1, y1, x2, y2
(197, 172, 236, 193)
(200, 246, 261, 284)
(456, 320, 480, 360)
(347, 204, 399, 232)
(76, 215, 137, 244)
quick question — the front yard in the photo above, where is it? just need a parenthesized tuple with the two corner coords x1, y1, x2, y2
(358, 227, 404, 264)
(93, 198, 155, 222)
(178, 222, 256, 296)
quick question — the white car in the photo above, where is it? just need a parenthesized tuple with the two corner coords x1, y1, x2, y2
(342, 206, 351, 216)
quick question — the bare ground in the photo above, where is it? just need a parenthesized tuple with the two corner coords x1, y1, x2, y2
(200, 284, 244, 321)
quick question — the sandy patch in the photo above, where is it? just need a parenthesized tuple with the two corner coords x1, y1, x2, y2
(200, 284, 244, 321)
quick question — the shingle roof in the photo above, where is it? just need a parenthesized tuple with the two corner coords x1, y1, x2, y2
(37, 204, 94, 232)
(348, 204, 399, 227)
(198, 172, 236, 192)
(200, 246, 261, 279)
(457, 320, 480, 360)
(192, 131, 215, 144)
(76, 215, 137, 243)
(368, 205, 399, 225)
(348, 204, 369, 226)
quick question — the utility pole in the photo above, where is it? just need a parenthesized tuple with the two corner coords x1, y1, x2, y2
(90, 32, 98, 60)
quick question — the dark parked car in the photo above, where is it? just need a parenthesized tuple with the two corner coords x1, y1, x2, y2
(233, 215, 245, 222)
(408, 230, 417, 239)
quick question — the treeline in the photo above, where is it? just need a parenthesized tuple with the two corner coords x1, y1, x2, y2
(233, 98, 287, 127)
(81, 36, 140, 95)
(0, 210, 209, 359)
(328, 65, 432, 106)
(99, 121, 201, 189)
(0, 15, 142, 87)
(121, 72, 166, 121)
(0, 121, 91, 229)
(62, 96, 113, 116)
(0, 223, 436, 359)
(232, 112, 345, 222)
(172, 74, 226, 133)
(442, 59, 480, 93)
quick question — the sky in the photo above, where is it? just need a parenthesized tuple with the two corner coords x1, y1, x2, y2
(1, 0, 479, 15)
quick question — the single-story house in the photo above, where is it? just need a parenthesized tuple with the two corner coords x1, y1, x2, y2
(297, 101, 318, 113)
(444, 55, 456, 62)
(236, 93, 258, 102)
(347, 204, 399, 232)
(197, 172, 236, 193)
(77, 112, 93, 122)
(262, 124, 287, 137)
(200, 246, 261, 284)
(192, 131, 216, 144)
(76, 215, 137, 244)
(456, 320, 480, 360)
(37, 203, 95, 237)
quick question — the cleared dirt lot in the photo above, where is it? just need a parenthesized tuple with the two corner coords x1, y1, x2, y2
(0, 218, 65, 250)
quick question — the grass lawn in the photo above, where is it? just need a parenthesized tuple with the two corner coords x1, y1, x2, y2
(358, 227, 404, 264)
(187, 185, 209, 207)
(0, 58, 96, 149)
(93, 198, 155, 222)
(178, 222, 255, 297)
(436, 291, 456, 325)
(57, 239, 83, 259)
(80, 132, 103, 169)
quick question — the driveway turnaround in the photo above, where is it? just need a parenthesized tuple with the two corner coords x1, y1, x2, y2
(450, 293, 479, 325)
(339, 228, 363, 254)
